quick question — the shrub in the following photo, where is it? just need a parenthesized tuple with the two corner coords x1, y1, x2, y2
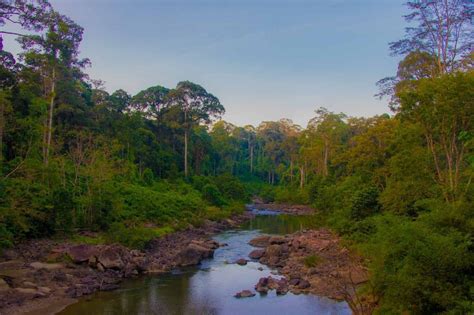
(350, 186, 380, 220)
(202, 184, 226, 206)
(107, 222, 173, 249)
(303, 254, 321, 268)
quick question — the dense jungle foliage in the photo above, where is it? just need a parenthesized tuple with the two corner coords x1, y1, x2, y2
(0, 0, 473, 313)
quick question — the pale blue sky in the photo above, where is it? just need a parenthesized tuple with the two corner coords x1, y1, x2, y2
(6, 0, 407, 126)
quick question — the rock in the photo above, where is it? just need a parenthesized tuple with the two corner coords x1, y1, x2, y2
(0, 278, 10, 291)
(289, 278, 300, 286)
(67, 244, 99, 263)
(30, 262, 64, 270)
(22, 281, 37, 288)
(257, 267, 264, 271)
(235, 258, 247, 266)
(269, 236, 286, 245)
(248, 249, 265, 259)
(275, 278, 289, 295)
(249, 235, 271, 247)
(234, 289, 256, 298)
(255, 277, 269, 293)
(131, 256, 147, 272)
(204, 239, 220, 250)
(177, 243, 214, 266)
(15, 287, 38, 295)
(38, 286, 52, 295)
(97, 246, 125, 270)
(297, 279, 311, 289)
(88, 255, 98, 267)
(265, 244, 282, 258)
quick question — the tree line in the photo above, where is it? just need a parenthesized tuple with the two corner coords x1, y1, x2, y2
(0, 0, 473, 313)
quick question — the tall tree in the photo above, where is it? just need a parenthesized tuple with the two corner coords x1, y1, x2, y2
(390, 0, 472, 74)
(18, 12, 88, 164)
(164, 81, 224, 177)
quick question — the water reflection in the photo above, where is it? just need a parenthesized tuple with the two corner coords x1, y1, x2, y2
(60, 215, 349, 315)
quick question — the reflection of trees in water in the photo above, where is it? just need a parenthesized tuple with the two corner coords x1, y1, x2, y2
(244, 215, 320, 235)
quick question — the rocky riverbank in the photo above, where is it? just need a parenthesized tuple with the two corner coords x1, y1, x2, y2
(247, 229, 368, 301)
(0, 213, 252, 315)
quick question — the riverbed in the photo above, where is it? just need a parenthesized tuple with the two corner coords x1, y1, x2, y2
(59, 211, 351, 315)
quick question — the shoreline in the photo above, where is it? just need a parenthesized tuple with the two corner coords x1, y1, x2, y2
(0, 212, 253, 315)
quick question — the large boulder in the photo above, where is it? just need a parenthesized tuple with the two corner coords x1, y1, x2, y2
(66, 244, 99, 263)
(269, 236, 287, 245)
(249, 235, 271, 247)
(265, 244, 282, 258)
(177, 243, 214, 266)
(97, 245, 125, 270)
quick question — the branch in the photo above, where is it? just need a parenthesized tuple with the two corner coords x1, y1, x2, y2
(0, 30, 27, 37)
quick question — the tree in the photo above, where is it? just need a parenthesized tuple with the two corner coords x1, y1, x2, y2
(397, 71, 474, 202)
(0, 0, 52, 38)
(164, 81, 224, 177)
(130, 85, 169, 118)
(18, 12, 88, 164)
(377, 0, 472, 106)
(390, 0, 472, 74)
(305, 107, 348, 177)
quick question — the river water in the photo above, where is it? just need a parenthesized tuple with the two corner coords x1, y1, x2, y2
(59, 211, 351, 315)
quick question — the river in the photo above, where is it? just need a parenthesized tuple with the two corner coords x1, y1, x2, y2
(59, 210, 351, 315)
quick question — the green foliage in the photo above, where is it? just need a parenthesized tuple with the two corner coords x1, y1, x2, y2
(350, 186, 380, 220)
(274, 186, 309, 204)
(107, 222, 174, 249)
(202, 184, 226, 206)
(361, 214, 474, 314)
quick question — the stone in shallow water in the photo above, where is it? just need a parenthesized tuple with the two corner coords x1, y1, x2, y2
(234, 289, 256, 298)
(235, 258, 247, 265)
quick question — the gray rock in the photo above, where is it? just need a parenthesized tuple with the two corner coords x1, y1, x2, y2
(177, 243, 214, 267)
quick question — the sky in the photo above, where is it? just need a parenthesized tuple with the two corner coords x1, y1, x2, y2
(4, 0, 407, 127)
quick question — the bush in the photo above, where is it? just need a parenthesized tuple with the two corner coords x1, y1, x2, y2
(350, 186, 380, 220)
(361, 214, 474, 314)
(274, 186, 309, 204)
(215, 174, 248, 201)
(107, 222, 173, 249)
(202, 184, 226, 206)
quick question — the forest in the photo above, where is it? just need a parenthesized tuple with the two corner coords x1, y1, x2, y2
(0, 0, 473, 314)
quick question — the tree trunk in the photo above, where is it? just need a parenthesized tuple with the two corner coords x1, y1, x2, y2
(44, 68, 56, 165)
(0, 96, 4, 167)
(250, 144, 254, 174)
(290, 159, 294, 183)
(323, 138, 329, 177)
(184, 128, 188, 177)
(300, 165, 305, 189)
(183, 109, 189, 177)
